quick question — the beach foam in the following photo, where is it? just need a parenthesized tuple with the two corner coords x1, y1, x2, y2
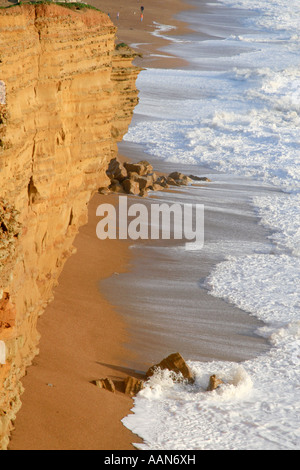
(122, 0, 300, 449)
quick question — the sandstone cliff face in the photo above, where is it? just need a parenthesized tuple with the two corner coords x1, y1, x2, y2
(0, 4, 140, 449)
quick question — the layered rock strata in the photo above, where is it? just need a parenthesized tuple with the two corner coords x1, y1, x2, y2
(0, 4, 140, 449)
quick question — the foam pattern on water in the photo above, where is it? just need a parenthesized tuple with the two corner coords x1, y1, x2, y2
(122, 0, 300, 450)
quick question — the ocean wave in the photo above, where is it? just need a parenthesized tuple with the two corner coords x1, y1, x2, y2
(122, 0, 300, 450)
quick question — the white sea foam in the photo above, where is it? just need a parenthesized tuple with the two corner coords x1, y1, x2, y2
(124, 254, 300, 450)
(151, 22, 188, 44)
(122, 0, 300, 450)
(253, 193, 300, 256)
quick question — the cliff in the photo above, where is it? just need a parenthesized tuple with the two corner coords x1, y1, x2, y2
(0, 3, 140, 449)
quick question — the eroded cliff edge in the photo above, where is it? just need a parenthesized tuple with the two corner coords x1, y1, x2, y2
(0, 3, 140, 449)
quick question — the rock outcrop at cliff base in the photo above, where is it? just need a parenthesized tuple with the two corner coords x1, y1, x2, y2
(0, 3, 140, 449)
(103, 157, 211, 198)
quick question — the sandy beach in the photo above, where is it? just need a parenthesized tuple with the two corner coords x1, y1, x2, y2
(89, 0, 197, 68)
(8, 194, 146, 450)
(8, 0, 197, 451)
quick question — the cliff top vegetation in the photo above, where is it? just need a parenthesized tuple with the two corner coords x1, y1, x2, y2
(0, 1, 101, 12)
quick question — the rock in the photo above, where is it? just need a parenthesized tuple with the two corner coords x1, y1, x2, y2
(146, 352, 194, 383)
(104, 162, 211, 197)
(124, 376, 144, 396)
(168, 171, 184, 180)
(126, 171, 139, 180)
(106, 158, 127, 182)
(95, 378, 115, 393)
(189, 175, 211, 182)
(136, 176, 149, 190)
(128, 172, 157, 191)
(124, 160, 153, 176)
(98, 187, 110, 195)
(167, 177, 180, 186)
(122, 178, 141, 195)
(168, 172, 192, 186)
(138, 174, 155, 190)
(207, 374, 224, 392)
(155, 176, 169, 188)
(152, 183, 165, 191)
(109, 180, 126, 194)
(150, 172, 157, 182)
(139, 188, 149, 198)
(179, 176, 192, 185)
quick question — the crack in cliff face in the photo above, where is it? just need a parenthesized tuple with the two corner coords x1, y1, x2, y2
(0, 4, 141, 450)
(29, 7, 43, 209)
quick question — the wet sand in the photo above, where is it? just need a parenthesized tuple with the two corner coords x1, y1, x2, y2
(9, 195, 144, 450)
(107, 143, 272, 371)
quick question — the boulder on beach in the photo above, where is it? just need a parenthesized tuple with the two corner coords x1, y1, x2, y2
(109, 179, 126, 194)
(152, 182, 165, 191)
(124, 376, 145, 396)
(104, 157, 204, 197)
(167, 177, 180, 186)
(155, 175, 169, 188)
(146, 352, 194, 384)
(207, 374, 224, 391)
(106, 157, 127, 182)
(131, 173, 155, 190)
(98, 187, 110, 195)
(168, 172, 193, 186)
(124, 160, 153, 176)
(95, 378, 115, 393)
(122, 178, 140, 195)
(139, 188, 149, 198)
(95, 376, 144, 397)
(189, 175, 211, 182)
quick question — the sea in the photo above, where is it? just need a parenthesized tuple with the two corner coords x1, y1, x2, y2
(115, 0, 299, 450)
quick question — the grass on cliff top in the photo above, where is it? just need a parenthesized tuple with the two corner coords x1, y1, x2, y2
(115, 42, 142, 58)
(0, 1, 102, 12)
(54, 2, 102, 12)
(115, 43, 129, 50)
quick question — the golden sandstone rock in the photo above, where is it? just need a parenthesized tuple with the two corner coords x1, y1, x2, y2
(124, 376, 145, 397)
(95, 354, 194, 399)
(122, 178, 141, 196)
(124, 161, 154, 176)
(95, 375, 144, 397)
(146, 352, 195, 384)
(207, 374, 224, 391)
(0, 4, 140, 449)
(168, 172, 193, 186)
(95, 378, 116, 394)
(106, 158, 128, 182)
(105, 158, 207, 197)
